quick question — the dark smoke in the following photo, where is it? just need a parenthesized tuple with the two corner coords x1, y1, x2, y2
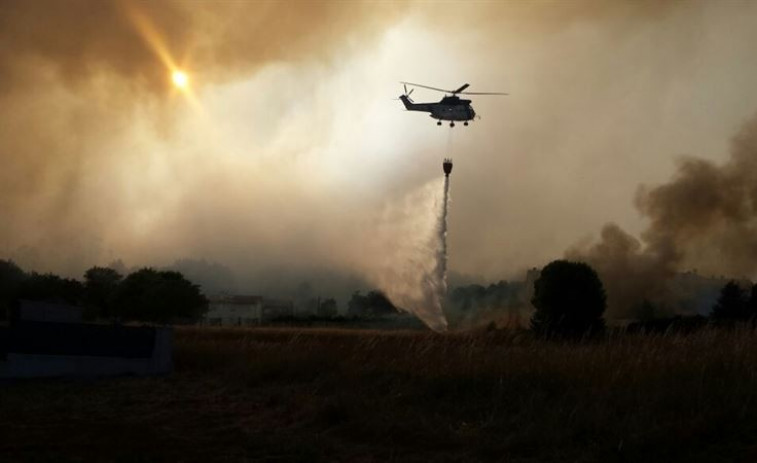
(565, 223, 677, 318)
(570, 114, 757, 317)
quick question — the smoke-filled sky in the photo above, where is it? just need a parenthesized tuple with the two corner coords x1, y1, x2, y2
(3, 0, 757, 301)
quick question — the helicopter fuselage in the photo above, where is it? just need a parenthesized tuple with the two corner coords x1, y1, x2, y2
(400, 95, 476, 122)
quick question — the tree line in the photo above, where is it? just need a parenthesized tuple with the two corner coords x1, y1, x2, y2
(529, 260, 757, 338)
(0, 260, 208, 324)
(3, 256, 755, 333)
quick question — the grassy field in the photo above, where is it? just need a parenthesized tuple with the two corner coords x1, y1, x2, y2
(3, 326, 757, 462)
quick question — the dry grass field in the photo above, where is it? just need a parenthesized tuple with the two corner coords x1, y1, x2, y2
(3, 326, 757, 462)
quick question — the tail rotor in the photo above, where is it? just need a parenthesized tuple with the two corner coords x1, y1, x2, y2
(402, 84, 414, 102)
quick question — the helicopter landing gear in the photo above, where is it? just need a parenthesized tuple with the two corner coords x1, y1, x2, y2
(437, 121, 442, 126)
(450, 122, 455, 127)
(464, 121, 469, 126)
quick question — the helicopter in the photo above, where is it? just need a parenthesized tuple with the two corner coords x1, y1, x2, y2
(398, 82, 507, 127)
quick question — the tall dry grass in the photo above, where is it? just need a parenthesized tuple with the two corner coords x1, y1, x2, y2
(172, 326, 757, 462)
(3, 326, 757, 462)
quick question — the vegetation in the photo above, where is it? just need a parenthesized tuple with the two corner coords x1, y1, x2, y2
(4, 326, 757, 462)
(531, 260, 606, 338)
(5, 257, 757, 461)
(18, 272, 84, 306)
(0, 259, 27, 319)
(0, 260, 207, 324)
(83, 266, 123, 319)
(111, 268, 207, 324)
(347, 290, 397, 317)
(447, 280, 525, 326)
(710, 280, 756, 323)
(448, 280, 523, 312)
(318, 297, 338, 317)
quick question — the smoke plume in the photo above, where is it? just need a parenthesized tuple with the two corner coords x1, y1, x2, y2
(569, 114, 757, 317)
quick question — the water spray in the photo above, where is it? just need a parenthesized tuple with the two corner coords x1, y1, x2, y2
(433, 158, 452, 329)
(369, 159, 454, 332)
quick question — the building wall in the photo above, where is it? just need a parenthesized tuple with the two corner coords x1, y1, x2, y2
(203, 301, 263, 326)
(13, 300, 83, 324)
(0, 326, 172, 379)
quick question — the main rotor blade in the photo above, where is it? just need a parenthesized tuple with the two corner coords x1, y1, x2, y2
(459, 91, 509, 95)
(400, 81, 453, 93)
(452, 83, 470, 94)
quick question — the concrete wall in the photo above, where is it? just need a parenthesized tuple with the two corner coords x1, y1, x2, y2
(0, 326, 172, 379)
(14, 300, 83, 324)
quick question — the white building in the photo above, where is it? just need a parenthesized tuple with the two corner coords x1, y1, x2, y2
(203, 295, 263, 326)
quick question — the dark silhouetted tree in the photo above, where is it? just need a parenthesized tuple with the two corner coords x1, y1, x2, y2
(83, 266, 123, 320)
(747, 284, 757, 323)
(0, 259, 27, 319)
(530, 260, 606, 338)
(17, 272, 84, 306)
(112, 268, 208, 324)
(711, 281, 750, 323)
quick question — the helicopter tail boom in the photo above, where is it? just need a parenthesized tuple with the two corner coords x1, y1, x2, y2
(399, 94, 434, 112)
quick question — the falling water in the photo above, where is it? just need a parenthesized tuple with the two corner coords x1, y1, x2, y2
(433, 174, 450, 316)
(363, 175, 451, 332)
(414, 173, 451, 332)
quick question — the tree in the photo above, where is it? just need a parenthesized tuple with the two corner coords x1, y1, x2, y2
(530, 260, 606, 338)
(0, 259, 27, 319)
(83, 266, 123, 320)
(710, 281, 749, 322)
(747, 284, 757, 322)
(17, 272, 84, 306)
(112, 268, 208, 324)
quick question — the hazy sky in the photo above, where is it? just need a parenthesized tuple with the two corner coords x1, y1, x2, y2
(3, 0, 757, 299)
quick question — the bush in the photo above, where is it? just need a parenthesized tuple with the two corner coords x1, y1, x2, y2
(530, 260, 606, 338)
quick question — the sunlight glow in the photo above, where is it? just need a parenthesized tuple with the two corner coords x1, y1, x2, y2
(172, 70, 189, 89)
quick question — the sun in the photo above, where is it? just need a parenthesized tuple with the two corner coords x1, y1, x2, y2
(172, 70, 189, 89)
